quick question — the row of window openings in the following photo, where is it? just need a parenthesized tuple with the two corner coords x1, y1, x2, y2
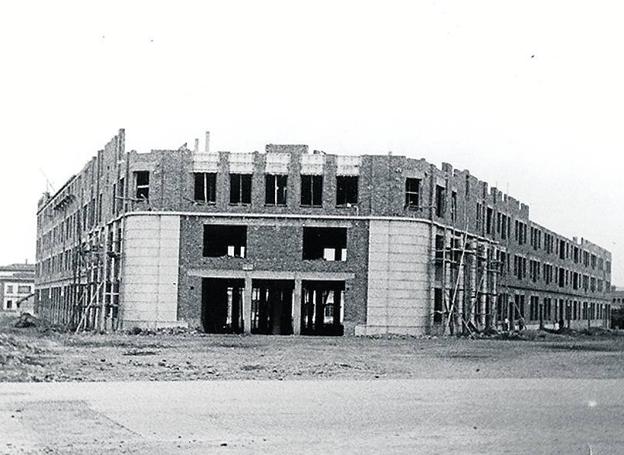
(519, 224, 604, 271)
(40, 169, 612, 277)
(43, 173, 413, 244)
(39, 204, 101, 251)
(39, 250, 79, 275)
(405, 180, 453, 219)
(40, 173, 136, 250)
(474, 204, 608, 273)
(39, 251, 119, 279)
(36, 283, 120, 300)
(512, 256, 605, 291)
(209, 175, 606, 245)
(133, 172, 357, 207)
(432, 293, 610, 324)
(38, 227, 122, 277)
(45, 169, 145, 239)
(40, 198, 127, 254)
(195, 173, 359, 207)
(5, 285, 32, 294)
(4, 300, 21, 310)
(204, 176, 446, 214)
(202, 225, 348, 261)
(224, 175, 445, 213)
(496, 296, 609, 322)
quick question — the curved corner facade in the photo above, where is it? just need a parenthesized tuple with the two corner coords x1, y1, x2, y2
(34, 130, 613, 335)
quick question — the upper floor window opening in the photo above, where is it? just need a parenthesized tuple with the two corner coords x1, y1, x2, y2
(265, 174, 288, 206)
(405, 178, 421, 209)
(134, 171, 150, 201)
(230, 174, 252, 205)
(336, 176, 358, 206)
(194, 172, 217, 204)
(301, 175, 323, 207)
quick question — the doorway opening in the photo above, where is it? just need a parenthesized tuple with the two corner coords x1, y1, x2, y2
(301, 281, 345, 336)
(251, 280, 294, 335)
(201, 278, 245, 333)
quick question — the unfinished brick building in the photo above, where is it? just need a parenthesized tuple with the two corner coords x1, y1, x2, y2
(35, 129, 613, 335)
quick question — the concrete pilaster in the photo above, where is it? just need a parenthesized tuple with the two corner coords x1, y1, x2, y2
(428, 224, 437, 333)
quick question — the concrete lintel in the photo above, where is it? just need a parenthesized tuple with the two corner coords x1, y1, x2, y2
(201, 218, 353, 228)
(187, 269, 355, 282)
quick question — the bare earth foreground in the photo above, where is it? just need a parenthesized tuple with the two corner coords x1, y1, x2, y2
(1, 315, 624, 454)
(1, 379, 622, 455)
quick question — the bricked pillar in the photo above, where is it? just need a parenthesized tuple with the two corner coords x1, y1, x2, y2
(243, 275, 252, 334)
(293, 279, 302, 335)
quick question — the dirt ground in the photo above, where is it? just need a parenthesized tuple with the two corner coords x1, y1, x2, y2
(3, 379, 623, 455)
(2, 313, 624, 383)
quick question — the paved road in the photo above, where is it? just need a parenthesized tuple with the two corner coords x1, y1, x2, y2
(0, 379, 621, 454)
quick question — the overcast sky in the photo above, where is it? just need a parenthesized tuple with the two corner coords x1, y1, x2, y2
(1, 1, 623, 284)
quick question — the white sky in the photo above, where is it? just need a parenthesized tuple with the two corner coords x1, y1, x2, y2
(1, 1, 623, 284)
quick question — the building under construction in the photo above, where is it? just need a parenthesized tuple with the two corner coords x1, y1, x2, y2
(35, 129, 613, 335)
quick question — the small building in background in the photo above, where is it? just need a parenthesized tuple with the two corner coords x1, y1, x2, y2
(609, 286, 624, 329)
(0, 263, 35, 314)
